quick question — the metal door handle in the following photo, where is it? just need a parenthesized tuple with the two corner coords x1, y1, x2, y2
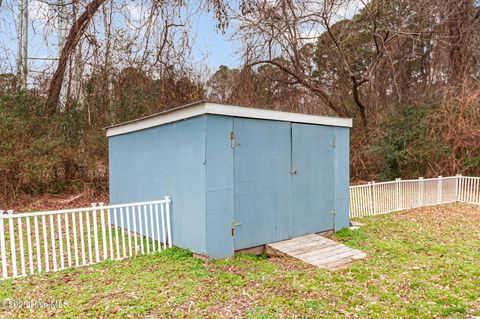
(291, 170, 297, 175)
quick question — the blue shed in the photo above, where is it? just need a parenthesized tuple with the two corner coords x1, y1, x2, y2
(106, 101, 352, 258)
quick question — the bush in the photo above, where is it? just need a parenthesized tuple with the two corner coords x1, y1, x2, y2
(365, 92, 480, 181)
(0, 91, 107, 203)
(368, 101, 451, 180)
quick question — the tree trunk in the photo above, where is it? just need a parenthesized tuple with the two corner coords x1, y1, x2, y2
(351, 76, 368, 130)
(45, 0, 106, 114)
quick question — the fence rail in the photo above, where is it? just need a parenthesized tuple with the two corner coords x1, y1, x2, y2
(0, 196, 172, 280)
(350, 175, 480, 218)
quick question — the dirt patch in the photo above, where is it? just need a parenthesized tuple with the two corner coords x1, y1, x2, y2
(0, 191, 109, 212)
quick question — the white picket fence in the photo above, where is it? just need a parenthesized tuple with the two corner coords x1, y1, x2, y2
(0, 196, 172, 280)
(350, 175, 480, 218)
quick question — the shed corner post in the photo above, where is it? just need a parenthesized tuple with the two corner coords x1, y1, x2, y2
(332, 126, 351, 231)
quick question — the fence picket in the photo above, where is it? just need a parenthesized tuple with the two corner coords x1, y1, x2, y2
(140, 206, 145, 254)
(57, 214, 64, 270)
(149, 204, 155, 252)
(144, 205, 150, 253)
(42, 215, 49, 272)
(86, 210, 93, 264)
(165, 196, 172, 248)
(9, 211, 17, 277)
(64, 214, 72, 267)
(114, 208, 120, 260)
(107, 208, 114, 260)
(132, 206, 138, 255)
(72, 212, 79, 267)
(49, 214, 57, 271)
(92, 203, 100, 263)
(100, 203, 107, 261)
(18, 218, 26, 276)
(26, 217, 33, 275)
(120, 207, 126, 258)
(155, 204, 161, 252)
(79, 211, 86, 266)
(34, 216, 41, 273)
(126, 206, 132, 256)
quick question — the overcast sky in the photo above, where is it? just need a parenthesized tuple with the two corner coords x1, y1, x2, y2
(0, 0, 362, 83)
(0, 0, 239, 83)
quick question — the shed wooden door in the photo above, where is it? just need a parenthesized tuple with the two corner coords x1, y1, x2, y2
(232, 118, 293, 250)
(291, 123, 335, 236)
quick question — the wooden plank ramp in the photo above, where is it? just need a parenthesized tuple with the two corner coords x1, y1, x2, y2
(266, 234, 367, 270)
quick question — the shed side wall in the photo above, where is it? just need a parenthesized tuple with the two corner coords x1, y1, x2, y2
(334, 127, 351, 230)
(108, 115, 207, 254)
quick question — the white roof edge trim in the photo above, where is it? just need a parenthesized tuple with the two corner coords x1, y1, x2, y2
(106, 102, 352, 137)
(106, 103, 206, 137)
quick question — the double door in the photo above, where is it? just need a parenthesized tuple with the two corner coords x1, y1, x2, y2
(232, 118, 335, 250)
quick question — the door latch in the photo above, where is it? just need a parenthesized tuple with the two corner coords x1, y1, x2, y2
(329, 138, 336, 148)
(291, 169, 297, 175)
(230, 132, 240, 148)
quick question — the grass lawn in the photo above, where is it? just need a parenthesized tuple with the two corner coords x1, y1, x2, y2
(0, 203, 479, 318)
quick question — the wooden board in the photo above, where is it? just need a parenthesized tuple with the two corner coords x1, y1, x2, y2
(266, 234, 367, 270)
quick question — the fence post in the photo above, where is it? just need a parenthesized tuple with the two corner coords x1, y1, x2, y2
(455, 174, 462, 202)
(99, 202, 107, 261)
(418, 177, 424, 207)
(164, 196, 172, 248)
(0, 210, 7, 279)
(92, 203, 100, 263)
(367, 182, 373, 215)
(437, 176, 442, 204)
(7, 210, 17, 278)
(395, 178, 401, 211)
(371, 181, 377, 215)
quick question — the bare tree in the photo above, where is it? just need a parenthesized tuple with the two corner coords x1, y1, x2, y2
(235, 0, 480, 130)
(45, 0, 106, 113)
(44, 0, 229, 114)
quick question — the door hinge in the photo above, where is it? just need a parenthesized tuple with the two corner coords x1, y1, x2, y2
(231, 220, 242, 236)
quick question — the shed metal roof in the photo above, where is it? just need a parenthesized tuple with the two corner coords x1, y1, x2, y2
(106, 101, 353, 137)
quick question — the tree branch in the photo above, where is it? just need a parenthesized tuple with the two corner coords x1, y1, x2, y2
(45, 0, 107, 113)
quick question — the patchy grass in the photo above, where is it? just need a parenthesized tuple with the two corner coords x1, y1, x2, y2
(0, 203, 479, 318)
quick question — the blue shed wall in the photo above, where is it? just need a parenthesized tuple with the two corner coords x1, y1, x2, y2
(334, 127, 350, 230)
(108, 115, 207, 254)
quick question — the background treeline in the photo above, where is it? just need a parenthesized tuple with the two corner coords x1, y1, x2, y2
(0, 0, 479, 202)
